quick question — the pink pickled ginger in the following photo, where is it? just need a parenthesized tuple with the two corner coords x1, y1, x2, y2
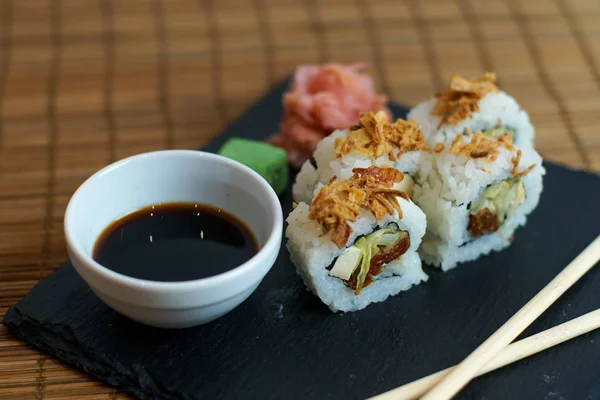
(268, 63, 392, 168)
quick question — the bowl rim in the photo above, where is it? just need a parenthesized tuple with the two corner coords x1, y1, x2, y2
(64, 149, 283, 293)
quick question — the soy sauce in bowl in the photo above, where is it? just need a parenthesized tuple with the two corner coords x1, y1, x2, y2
(93, 203, 258, 282)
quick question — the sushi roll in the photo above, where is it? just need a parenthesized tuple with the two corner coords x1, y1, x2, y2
(407, 73, 535, 149)
(292, 111, 430, 204)
(413, 131, 545, 271)
(286, 166, 428, 312)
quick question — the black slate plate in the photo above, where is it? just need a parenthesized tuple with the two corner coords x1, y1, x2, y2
(4, 79, 600, 400)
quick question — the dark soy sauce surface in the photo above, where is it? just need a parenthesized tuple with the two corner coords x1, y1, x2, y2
(93, 203, 258, 282)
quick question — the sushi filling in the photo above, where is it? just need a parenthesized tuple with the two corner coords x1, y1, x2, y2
(481, 127, 515, 140)
(462, 127, 515, 140)
(329, 223, 410, 294)
(467, 177, 525, 237)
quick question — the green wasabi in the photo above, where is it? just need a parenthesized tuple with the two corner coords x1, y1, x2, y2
(218, 138, 289, 195)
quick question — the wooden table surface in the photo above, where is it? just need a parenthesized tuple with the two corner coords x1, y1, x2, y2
(1, 0, 599, 398)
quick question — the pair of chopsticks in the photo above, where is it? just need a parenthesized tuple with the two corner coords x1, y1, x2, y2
(371, 235, 600, 400)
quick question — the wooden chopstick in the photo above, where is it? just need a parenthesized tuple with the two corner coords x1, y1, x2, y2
(369, 308, 600, 400)
(420, 235, 600, 400)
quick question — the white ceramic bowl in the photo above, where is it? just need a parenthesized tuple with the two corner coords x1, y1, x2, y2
(64, 150, 283, 329)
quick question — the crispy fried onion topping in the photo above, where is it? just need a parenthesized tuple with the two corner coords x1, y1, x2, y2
(334, 111, 428, 161)
(511, 149, 536, 177)
(431, 72, 499, 125)
(308, 166, 409, 249)
(433, 143, 445, 153)
(449, 132, 536, 176)
(449, 131, 513, 162)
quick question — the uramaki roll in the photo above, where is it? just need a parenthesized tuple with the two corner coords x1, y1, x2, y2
(286, 166, 428, 312)
(413, 131, 544, 271)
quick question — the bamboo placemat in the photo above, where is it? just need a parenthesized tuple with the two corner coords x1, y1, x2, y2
(1, 0, 599, 398)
